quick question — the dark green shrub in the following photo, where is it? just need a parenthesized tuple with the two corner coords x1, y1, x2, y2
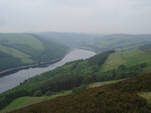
(72, 85, 87, 93)
(45, 91, 53, 96)
(33, 90, 42, 97)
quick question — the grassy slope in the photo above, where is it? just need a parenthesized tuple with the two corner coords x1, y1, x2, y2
(1, 79, 122, 113)
(100, 49, 151, 72)
(9, 73, 151, 113)
(0, 33, 44, 70)
(88, 79, 124, 88)
(1, 91, 72, 113)
(0, 34, 44, 50)
(0, 45, 33, 63)
(2, 76, 148, 113)
(139, 92, 151, 104)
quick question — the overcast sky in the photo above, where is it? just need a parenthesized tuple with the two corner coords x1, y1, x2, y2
(0, 0, 151, 34)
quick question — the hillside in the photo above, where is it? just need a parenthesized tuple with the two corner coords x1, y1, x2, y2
(0, 50, 114, 110)
(0, 33, 69, 72)
(1, 46, 151, 112)
(9, 73, 151, 113)
(1, 79, 126, 113)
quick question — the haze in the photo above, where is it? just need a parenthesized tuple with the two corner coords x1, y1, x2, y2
(0, 0, 151, 34)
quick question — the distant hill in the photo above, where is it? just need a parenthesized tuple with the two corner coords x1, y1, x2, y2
(84, 34, 151, 52)
(9, 73, 151, 113)
(0, 33, 69, 72)
(35, 33, 151, 52)
(34, 32, 99, 48)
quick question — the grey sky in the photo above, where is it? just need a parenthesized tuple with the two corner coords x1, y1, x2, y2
(0, 0, 151, 34)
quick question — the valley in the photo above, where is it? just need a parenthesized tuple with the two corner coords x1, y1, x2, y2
(0, 33, 151, 113)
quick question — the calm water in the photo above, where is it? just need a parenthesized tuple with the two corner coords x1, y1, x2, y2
(0, 49, 95, 93)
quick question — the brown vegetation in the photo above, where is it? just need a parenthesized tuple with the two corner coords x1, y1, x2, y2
(9, 73, 151, 113)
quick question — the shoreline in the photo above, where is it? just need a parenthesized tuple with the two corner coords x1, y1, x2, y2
(0, 48, 73, 78)
(0, 58, 62, 78)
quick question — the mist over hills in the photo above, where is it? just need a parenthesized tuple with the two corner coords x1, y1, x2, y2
(35, 32, 151, 52)
(1, 32, 151, 72)
(34, 32, 99, 48)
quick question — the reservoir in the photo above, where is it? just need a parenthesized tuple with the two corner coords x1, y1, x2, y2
(0, 49, 95, 93)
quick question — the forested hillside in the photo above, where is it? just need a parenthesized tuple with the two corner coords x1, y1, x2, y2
(0, 33, 69, 72)
(0, 50, 114, 110)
